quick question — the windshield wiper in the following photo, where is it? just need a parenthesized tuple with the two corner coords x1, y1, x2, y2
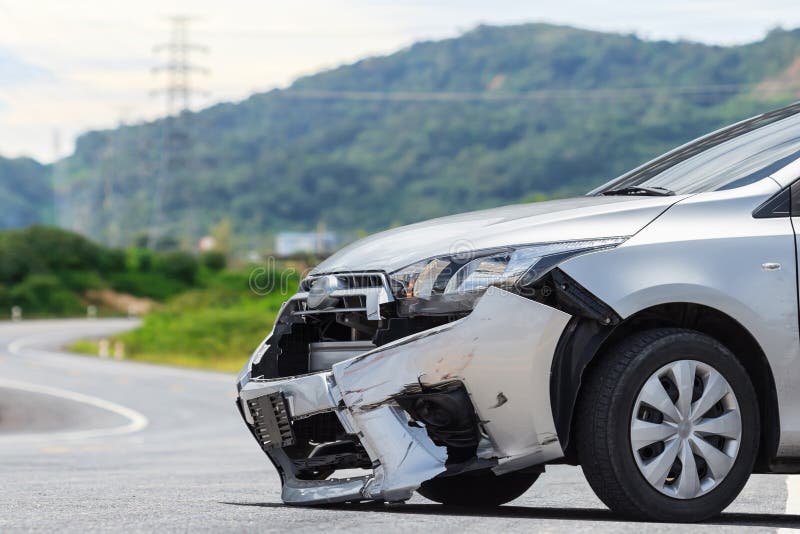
(601, 186, 675, 197)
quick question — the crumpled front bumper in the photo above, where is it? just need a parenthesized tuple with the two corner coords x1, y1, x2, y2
(237, 288, 571, 505)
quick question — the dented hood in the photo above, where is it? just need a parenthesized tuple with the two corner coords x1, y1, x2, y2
(313, 195, 683, 274)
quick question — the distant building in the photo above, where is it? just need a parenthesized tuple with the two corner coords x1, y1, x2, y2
(197, 235, 217, 252)
(275, 231, 339, 257)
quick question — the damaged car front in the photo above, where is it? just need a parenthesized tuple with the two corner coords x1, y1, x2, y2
(235, 195, 680, 506)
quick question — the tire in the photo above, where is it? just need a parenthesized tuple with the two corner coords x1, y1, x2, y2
(417, 469, 539, 506)
(576, 328, 759, 522)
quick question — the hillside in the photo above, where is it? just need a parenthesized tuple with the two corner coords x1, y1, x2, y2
(55, 24, 800, 245)
(0, 156, 51, 229)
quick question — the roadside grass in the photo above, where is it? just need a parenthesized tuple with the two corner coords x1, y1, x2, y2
(69, 339, 101, 356)
(69, 269, 293, 373)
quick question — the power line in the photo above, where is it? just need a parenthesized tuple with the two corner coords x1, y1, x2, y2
(274, 81, 800, 103)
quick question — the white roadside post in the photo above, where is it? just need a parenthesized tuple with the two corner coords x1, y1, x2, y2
(11, 306, 21, 322)
(98, 339, 110, 358)
(113, 341, 125, 360)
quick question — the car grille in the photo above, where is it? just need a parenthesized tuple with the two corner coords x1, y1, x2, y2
(299, 272, 387, 292)
(293, 272, 393, 320)
(247, 393, 295, 451)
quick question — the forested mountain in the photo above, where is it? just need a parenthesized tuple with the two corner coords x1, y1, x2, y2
(43, 24, 800, 243)
(0, 156, 51, 229)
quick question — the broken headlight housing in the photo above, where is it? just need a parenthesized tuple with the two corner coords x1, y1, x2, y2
(389, 238, 626, 315)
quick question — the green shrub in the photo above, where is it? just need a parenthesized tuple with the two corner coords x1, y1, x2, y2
(58, 270, 107, 292)
(18, 226, 103, 271)
(155, 251, 199, 285)
(0, 284, 9, 310)
(0, 234, 38, 284)
(108, 271, 188, 301)
(201, 250, 227, 272)
(204, 269, 254, 292)
(126, 247, 154, 272)
(98, 248, 126, 272)
(9, 274, 83, 315)
(0, 226, 105, 284)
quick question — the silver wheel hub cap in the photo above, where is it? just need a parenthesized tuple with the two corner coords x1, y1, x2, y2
(630, 359, 742, 499)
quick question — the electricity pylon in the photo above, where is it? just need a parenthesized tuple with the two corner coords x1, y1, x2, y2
(149, 15, 208, 249)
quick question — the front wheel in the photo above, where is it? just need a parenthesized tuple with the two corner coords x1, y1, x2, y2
(576, 328, 759, 522)
(417, 469, 539, 506)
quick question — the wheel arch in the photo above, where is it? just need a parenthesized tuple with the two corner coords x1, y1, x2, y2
(551, 301, 779, 471)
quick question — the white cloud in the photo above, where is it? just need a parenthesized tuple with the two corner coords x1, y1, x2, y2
(0, 48, 53, 86)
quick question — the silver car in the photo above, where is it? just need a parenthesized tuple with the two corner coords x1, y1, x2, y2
(237, 102, 800, 522)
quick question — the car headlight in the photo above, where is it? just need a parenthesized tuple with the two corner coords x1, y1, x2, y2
(389, 238, 626, 314)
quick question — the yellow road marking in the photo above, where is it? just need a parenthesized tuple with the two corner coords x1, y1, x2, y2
(39, 446, 70, 454)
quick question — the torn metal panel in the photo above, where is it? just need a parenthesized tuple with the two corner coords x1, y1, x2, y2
(348, 405, 447, 502)
(238, 287, 571, 504)
(240, 372, 338, 423)
(281, 476, 368, 505)
(334, 287, 571, 473)
(394, 384, 481, 447)
(272, 440, 369, 505)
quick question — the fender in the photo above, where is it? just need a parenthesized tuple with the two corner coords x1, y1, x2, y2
(550, 300, 781, 469)
(557, 181, 795, 459)
(550, 316, 615, 455)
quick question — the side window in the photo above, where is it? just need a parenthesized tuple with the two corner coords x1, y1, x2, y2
(754, 187, 791, 218)
(792, 181, 800, 217)
(752, 178, 800, 218)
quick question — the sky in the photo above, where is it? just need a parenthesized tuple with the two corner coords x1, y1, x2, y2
(1, 0, 799, 162)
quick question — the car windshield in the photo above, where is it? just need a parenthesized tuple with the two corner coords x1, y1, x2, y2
(593, 103, 800, 195)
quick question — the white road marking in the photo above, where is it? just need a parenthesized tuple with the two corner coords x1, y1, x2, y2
(7, 332, 93, 357)
(6, 330, 232, 383)
(786, 475, 800, 515)
(0, 377, 149, 443)
(7, 335, 34, 355)
(779, 475, 800, 534)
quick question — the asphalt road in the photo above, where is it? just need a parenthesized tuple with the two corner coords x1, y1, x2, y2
(1, 319, 799, 532)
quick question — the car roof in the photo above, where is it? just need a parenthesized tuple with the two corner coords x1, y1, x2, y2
(769, 154, 800, 188)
